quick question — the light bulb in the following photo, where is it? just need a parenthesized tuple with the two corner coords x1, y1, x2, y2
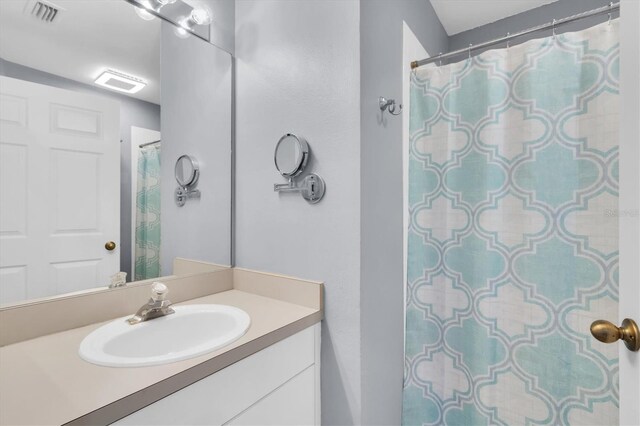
(174, 26, 190, 39)
(134, 6, 155, 21)
(190, 8, 211, 25)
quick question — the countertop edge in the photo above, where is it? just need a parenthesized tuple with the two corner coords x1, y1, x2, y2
(64, 311, 323, 426)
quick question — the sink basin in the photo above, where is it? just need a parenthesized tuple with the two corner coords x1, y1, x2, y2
(79, 304, 251, 367)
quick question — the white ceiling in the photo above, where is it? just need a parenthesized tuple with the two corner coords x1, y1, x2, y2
(430, 0, 560, 35)
(0, 0, 160, 104)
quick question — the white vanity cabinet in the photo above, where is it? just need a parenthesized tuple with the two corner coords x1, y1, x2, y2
(113, 324, 321, 426)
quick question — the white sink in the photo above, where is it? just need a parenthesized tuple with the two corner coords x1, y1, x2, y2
(79, 304, 251, 367)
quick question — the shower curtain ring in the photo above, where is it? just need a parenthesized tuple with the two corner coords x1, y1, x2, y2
(608, 2, 613, 25)
(468, 44, 472, 60)
(506, 32, 510, 48)
(552, 19, 557, 37)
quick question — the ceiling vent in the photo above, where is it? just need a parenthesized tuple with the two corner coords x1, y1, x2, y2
(27, 0, 63, 23)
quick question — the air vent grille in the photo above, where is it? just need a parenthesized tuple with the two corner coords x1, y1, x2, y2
(30, 1, 60, 22)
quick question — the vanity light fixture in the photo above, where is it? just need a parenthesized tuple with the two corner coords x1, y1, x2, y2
(179, 8, 212, 31)
(190, 8, 211, 25)
(132, 0, 212, 36)
(134, 5, 155, 20)
(133, 0, 176, 21)
(174, 26, 190, 38)
(94, 69, 147, 94)
(143, 0, 177, 11)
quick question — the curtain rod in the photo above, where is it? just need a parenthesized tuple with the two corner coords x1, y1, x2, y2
(139, 140, 161, 148)
(411, 2, 620, 69)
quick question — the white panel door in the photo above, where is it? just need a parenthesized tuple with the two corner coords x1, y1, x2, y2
(619, 1, 640, 424)
(0, 76, 120, 304)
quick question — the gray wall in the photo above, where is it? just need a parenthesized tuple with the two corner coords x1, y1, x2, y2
(359, 1, 448, 425)
(231, 1, 618, 424)
(0, 57, 161, 281)
(235, 1, 362, 424)
(160, 22, 232, 272)
(450, 0, 616, 52)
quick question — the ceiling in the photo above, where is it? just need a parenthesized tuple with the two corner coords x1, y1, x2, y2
(430, 0, 559, 35)
(0, 0, 160, 104)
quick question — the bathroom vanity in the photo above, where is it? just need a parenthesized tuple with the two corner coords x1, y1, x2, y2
(0, 268, 323, 425)
(116, 324, 320, 425)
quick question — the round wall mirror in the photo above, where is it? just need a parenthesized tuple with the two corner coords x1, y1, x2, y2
(175, 155, 199, 187)
(274, 134, 309, 178)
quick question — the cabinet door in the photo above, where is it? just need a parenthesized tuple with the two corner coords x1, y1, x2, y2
(226, 366, 315, 426)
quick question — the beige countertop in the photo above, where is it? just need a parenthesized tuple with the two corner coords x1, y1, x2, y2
(0, 287, 322, 425)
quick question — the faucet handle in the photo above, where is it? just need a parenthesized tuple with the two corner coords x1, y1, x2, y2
(151, 282, 169, 302)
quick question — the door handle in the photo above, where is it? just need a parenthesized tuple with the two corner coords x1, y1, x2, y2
(590, 318, 640, 352)
(105, 241, 117, 251)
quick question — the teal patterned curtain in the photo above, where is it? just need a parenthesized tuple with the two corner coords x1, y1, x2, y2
(135, 145, 161, 281)
(404, 21, 619, 425)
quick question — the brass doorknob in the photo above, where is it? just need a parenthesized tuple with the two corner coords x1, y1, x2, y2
(105, 241, 116, 251)
(590, 318, 640, 352)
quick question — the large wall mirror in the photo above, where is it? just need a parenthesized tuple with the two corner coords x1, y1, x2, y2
(0, 0, 232, 306)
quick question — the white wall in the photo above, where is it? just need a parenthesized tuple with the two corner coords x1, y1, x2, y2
(160, 22, 232, 272)
(235, 1, 361, 424)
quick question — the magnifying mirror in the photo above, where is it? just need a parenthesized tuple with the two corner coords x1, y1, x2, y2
(274, 134, 309, 178)
(273, 133, 325, 204)
(175, 154, 199, 187)
(174, 155, 201, 207)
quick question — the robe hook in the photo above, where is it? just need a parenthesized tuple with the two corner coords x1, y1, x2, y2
(379, 97, 402, 116)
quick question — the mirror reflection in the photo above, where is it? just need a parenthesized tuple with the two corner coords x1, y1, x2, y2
(275, 134, 307, 177)
(175, 155, 198, 187)
(0, 0, 231, 306)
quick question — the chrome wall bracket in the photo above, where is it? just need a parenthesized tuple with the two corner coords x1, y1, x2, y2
(379, 97, 402, 116)
(175, 186, 201, 207)
(273, 173, 325, 204)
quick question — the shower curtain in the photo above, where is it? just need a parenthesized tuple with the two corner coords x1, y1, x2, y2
(135, 145, 161, 281)
(404, 21, 619, 425)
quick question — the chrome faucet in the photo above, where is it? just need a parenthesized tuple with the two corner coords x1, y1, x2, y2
(127, 282, 175, 325)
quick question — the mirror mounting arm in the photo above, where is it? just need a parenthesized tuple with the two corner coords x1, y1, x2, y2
(273, 177, 298, 192)
(274, 174, 325, 204)
(175, 186, 201, 207)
